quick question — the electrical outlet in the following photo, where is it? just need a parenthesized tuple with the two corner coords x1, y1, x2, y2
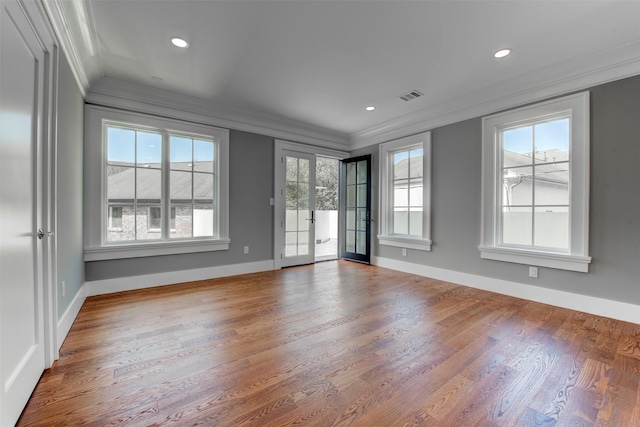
(243, 246, 249, 254)
(61, 281, 66, 297)
(402, 248, 407, 257)
(528, 266, 538, 278)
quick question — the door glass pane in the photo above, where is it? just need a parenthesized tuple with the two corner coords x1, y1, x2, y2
(286, 232, 297, 256)
(346, 185, 356, 207)
(346, 230, 355, 253)
(357, 160, 367, 184)
(298, 232, 309, 255)
(346, 162, 356, 185)
(346, 208, 355, 229)
(286, 182, 297, 208)
(299, 158, 309, 182)
(502, 206, 532, 246)
(298, 183, 310, 209)
(298, 209, 310, 231)
(357, 208, 367, 231)
(356, 231, 366, 255)
(534, 206, 568, 249)
(286, 157, 298, 181)
(357, 184, 367, 207)
(286, 209, 297, 231)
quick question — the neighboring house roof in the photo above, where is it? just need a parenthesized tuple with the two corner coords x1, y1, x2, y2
(503, 150, 568, 185)
(393, 156, 423, 180)
(107, 161, 214, 203)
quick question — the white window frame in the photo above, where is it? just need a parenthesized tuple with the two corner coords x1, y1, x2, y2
(378, 131, 432, 251)
(480, 92, 591, 272)
(84, 105, 230, 261)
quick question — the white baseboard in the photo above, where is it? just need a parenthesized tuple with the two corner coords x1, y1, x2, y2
(372, 256, 640, 325)
(86, 260, 276, 296)
(57, 284, 87, 350)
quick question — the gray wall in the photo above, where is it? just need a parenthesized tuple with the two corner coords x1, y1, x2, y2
(56, 54, 85, 317)
(85, 129, 274, 281)
(352, 74, 640, 306)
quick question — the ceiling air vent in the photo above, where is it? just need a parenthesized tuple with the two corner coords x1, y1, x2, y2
(398, 90, 424, 102)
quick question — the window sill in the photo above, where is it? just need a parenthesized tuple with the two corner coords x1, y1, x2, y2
(479, 245, 591, 273)
(84, 238, 231, 261)
(378, 235, 432, 251)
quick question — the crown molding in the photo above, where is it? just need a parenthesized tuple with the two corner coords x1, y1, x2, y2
(350, 40, 640, 149)
(86, 78, 350, 150)
(41, 0, 98, 96)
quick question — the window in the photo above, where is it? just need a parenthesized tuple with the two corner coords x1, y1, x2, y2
(480, 92, 591, 272)
(378, 131, 432, 251)
(108, 206, 122, 230)
(148, 206, 176, 232)
(84, 106, 230, 261)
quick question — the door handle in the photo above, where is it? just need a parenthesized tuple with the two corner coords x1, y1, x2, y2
(37, 229, 54, 239)
(306, 211, 315, 224)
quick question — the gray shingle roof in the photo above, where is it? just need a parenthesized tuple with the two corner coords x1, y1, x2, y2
(107, 162, 214, 203)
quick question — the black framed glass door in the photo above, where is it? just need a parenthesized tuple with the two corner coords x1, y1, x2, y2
(340, 155, 371, 263)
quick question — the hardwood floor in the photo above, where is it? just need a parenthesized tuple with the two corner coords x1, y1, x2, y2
(18, 261, 640, 426)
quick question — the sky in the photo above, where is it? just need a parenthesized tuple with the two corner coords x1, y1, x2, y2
(107, 127, 214, 164)
(503, 118, 569, 154)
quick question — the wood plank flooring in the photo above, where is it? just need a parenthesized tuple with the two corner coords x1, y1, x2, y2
(17, 261, 640, 426)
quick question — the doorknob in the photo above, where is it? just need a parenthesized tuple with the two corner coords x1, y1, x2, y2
(37, 229, 54, 239)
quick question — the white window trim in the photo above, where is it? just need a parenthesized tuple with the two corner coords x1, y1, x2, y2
(479, 92, 591, 272)
(84, 105, 230, 261)
(378, 131, 432, 251)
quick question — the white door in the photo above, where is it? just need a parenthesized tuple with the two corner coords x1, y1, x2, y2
(281, 151, 316, 267)
(0, 2, 48, 425)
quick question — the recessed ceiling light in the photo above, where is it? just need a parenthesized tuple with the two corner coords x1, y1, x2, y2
(365, 106, 376, 111)
(171, 37, 189, 48)
(494, 48, 512, 59)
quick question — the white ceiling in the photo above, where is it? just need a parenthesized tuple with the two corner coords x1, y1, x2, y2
(52, 0, 640, 147)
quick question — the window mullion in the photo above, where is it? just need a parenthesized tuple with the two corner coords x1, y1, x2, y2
(162, 131, 170, 240)
(134, 131, 138, 241)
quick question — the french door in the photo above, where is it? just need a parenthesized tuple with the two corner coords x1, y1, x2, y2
(340, 155, 372, 263)
(274, 141, 348, 268)
(281, 151, 316, 267)
(1, 2, 51, 425)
